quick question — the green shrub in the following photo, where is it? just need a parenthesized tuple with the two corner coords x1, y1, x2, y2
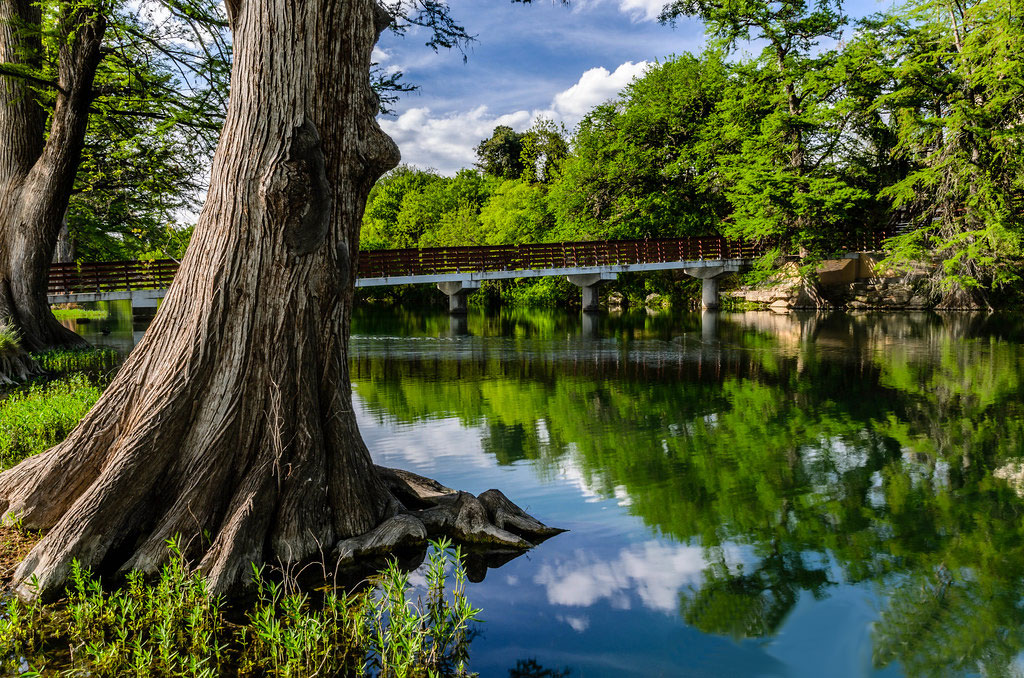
(0, 324, 21, 356)
(0, 375, 102, 469)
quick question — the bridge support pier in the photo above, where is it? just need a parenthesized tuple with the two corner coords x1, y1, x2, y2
(437, 280, 480, 315)
(131, 290, 163, 323)
(567, 273, 617, 313)
(683, 266, 737, 310)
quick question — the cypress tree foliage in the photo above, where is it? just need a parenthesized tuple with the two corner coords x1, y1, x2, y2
(866, 0, 1024, 305)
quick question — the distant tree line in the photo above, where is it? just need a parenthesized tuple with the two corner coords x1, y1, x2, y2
(361, 0, 1024, 308)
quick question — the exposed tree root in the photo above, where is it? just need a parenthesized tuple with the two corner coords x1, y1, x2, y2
(0, 460, 563, 600)
(935, 286, 991, 310)
(0, 349, 38, 385)
(336, 467, 564, 568)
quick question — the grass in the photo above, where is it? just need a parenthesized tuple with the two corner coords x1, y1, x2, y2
(0, 524, 38, 586)
(0, 374, 103, 470)
(51, 308, 109, 322)
(0, 324, 21, 356)
(0, 538, 480, 678)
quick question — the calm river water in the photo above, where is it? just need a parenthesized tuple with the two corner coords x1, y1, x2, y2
(71, 304, 1024, 677)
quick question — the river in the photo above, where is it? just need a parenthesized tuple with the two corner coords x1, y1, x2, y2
(70, 304, 1024, 677)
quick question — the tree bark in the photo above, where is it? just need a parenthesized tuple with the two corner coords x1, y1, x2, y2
(52, 217, 74, 264)
(0, 1, 103, 351)
(0, 0, 560, 599)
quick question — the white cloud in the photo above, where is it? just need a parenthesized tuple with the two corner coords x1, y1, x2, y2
(557, 614, 592, 632)
(548, 61, 650, 120)
(379, 106, 532, 174)
(616, 0, 667, 21)
(570, 0, 668, 22)
(379, 60, 651, 174)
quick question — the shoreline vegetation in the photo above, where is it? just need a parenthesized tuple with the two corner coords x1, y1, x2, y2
(0, 349, 482, 677)
(0, 534, 480, 678)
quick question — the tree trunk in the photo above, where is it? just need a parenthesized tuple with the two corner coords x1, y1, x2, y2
(0, 0, 560, 599)
(0, 2, 103, 351)
(52, 217, 74, 264)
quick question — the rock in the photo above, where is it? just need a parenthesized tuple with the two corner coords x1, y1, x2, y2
(606, 291, 628, 310)
(644, 293, 670, 310)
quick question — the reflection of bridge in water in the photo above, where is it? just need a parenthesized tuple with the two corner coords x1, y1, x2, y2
(47, 233, 891, 320)
(352, 310, 997, 387)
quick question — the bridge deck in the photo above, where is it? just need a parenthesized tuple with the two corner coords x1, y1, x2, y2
(46, 234, 891, 303)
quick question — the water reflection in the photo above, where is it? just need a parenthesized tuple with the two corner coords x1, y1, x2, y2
(533, 541, 724, 612)
(348, 308, 1024, 677)
(55, 299, 148, 353)
(65, 305, 1024, 676)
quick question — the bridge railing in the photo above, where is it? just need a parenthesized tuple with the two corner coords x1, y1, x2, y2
(47, 232, 898, 294)
(356, 237, 768, 279)
(48, 260, 180, 296)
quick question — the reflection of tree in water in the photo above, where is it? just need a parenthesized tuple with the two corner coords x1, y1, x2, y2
(680, 546, 831, 639)
(873, 565, 1024, 678)
(351, 311, 1024, 676)
(508, 658, 571, 678)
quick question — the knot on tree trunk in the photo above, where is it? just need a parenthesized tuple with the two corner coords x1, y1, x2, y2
(260, 117, 333, 255)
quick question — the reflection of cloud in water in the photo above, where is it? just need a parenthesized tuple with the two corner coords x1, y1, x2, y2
(534, 542, 716, 613)
(557, 614, 591, 632)
(554, 447, 603, 503)
(354, 397, 495, 471)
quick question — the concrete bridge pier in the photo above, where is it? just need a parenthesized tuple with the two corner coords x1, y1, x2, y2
(131, 290, 163, 323)
(683, 266, 736, 310)
(567, 273, 617, 313)
(437, 280, 480, 315)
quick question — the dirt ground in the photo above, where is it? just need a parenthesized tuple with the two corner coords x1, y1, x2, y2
(0, 527, 39, 588)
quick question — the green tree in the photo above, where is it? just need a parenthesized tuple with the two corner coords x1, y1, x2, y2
(873, 0, 1024, 305)
(67, 6, 228, 261)
(475, 125, 530, 179)
(361, 166, 444, 249)
(479, 180, 552, 245)
(660, 0, 872, 251)
(0, 0, 227, 352)
(519, 118, 568, 184)
(549, 53, 732, 240)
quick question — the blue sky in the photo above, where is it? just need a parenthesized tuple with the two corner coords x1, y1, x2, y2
(374, 0, 896, 174)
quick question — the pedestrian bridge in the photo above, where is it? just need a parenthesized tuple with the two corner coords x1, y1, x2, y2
(47, 234, 890, 318)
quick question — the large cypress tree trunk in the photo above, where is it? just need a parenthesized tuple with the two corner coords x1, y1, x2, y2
(0, 0, 559, 599)
(0, 1, 103, 351)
